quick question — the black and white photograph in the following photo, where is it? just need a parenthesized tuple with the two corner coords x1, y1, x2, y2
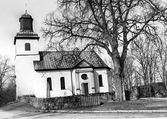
(1, 0, 167, 119)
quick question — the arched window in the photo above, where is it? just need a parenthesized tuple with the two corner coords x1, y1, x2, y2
(60, 77, 65, 90)
(25, 43, 31, 51)
(47, 77, 52, 90)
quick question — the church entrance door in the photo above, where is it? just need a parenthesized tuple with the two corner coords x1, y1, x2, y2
(82, 83, 89, 95)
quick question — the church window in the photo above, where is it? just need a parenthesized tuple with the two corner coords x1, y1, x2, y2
(25, 43, 31, 51)
(60, 77, 65, 90)
(99, 75, 103, 87)
(47, 77, 52, 90)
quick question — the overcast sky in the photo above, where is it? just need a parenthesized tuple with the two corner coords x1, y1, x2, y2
(1, 0, 167, 64)
(0, 0, 57, 63)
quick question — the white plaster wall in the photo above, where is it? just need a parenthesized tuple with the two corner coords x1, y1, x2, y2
(71, 69, 76, 95)
(75, 72, 80, 94)
(15, 55, 40, 97)
(16, 39, 39, 55)
(94, 69, 109, 93)
(77, 69, 94, 94)
(15, 38, 40, 98)
(35, 70, 73, 98)
(93, 70, 99, 92)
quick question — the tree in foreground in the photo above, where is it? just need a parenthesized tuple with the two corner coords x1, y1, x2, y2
(42, 0, 167, 101)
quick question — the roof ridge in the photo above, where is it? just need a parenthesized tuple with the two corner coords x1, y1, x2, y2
(74, 59, 94, 68)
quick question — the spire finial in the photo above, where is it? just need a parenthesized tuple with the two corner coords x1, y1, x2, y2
(25, 4, 28, 14)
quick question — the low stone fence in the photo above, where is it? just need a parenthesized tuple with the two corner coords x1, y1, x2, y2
(17, 92, 115, 110)
(130, 82, 167, 99)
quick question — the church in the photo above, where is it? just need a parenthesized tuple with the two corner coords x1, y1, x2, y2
(14, 11, 113, 98)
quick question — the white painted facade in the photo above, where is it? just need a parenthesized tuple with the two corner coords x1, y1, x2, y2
(32, 68, 112, 98)
(15, 39, 39, 55)
(35, 70, 73, 97)
(15, 38, 40, 96)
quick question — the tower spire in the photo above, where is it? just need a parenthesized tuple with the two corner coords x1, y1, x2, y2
(14, 10, 39, 45)
(25, 4, 28, 14)
(19, 7, 33, 32)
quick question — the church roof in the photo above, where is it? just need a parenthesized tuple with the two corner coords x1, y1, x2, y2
(14, 31, 39, 44)
(34, 51, 109, 71)
(15, 31, 39, 37)
(20, 10, 32, 19)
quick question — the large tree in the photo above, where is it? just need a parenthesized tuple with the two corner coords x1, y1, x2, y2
(42, 0, 167, 101)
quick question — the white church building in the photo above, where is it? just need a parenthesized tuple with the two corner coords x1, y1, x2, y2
(14, 11, 113, 98)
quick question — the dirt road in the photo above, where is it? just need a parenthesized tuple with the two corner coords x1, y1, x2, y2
(1, 110, 167, 119)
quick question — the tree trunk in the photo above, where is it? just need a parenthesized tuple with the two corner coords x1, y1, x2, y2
(114, 75, 123, 101)
(112, 53, 125, 102)
(162, 66, 166, 85)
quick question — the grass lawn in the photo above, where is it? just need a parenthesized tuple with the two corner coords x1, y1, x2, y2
(1, 98, 167, 112)
(71, 98, 167, 111)
(2, 98, 167, 119)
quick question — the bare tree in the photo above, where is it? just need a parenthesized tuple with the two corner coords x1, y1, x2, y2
(0, 57, 13, 89)
(0, 56, 15, 106)
(131, 34, 161, 97)
(131, 36, 158, 84)
(123, 55, 134, 90)
(42, 0, 167, 101)
(154, 34, 167, 85)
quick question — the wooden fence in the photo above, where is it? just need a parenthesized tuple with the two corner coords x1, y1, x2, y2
(80, 95, 100, 107)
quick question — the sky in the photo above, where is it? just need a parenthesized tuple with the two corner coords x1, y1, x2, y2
(1, 0, 167, 64)
(0, 0, 57, 63)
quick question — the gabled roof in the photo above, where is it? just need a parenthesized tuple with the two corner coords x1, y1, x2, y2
(34, 51, 109, 71)
(75, 60, 93, 68)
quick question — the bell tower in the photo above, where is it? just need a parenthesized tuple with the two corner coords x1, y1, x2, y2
(14, 10, 39, 55)
(14, 11, 40, 98)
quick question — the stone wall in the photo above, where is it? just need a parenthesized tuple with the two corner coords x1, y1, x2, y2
(131, 82, 167, 99)
(17, 92, 115, 110)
